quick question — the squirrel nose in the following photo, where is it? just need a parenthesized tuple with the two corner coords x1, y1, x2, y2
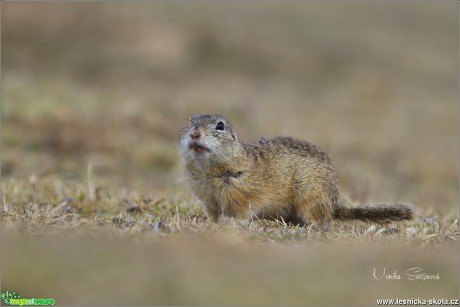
(190, 130, 201, 140)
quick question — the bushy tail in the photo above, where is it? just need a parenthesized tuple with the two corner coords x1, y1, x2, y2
(333, 203, 413, 222)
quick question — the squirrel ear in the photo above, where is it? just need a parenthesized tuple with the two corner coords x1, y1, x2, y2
(231, 132, 238, 141)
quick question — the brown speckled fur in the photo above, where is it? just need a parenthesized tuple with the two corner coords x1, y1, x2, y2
(179, 115, 413, 226)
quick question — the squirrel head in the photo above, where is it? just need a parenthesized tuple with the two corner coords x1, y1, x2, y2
(179, 114, 241, 167)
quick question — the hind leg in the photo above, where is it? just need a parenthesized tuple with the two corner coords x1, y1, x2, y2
(293, 190, 333, 232)
(204, 202, 219, 223)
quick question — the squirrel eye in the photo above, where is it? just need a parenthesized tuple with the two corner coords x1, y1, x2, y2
(215, 122, 225, 130)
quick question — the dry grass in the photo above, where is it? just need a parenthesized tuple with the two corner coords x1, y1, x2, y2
(1, 179, 459, 305)
(1, 1, 458, 305)
(1, 179, 458, 246)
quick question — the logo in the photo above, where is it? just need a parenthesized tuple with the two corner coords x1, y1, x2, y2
(1, 291, 55, 306)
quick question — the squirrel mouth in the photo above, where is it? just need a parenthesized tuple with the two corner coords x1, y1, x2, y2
(189, 142, 210, 154)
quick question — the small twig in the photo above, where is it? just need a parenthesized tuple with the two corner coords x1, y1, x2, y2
(279, 216, 287, 228)
(438, 219, 447, 234)
(175, 205, 181, 228)
(248, 201, 259, 222)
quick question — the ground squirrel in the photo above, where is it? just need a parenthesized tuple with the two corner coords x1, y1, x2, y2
(179, 114, 413, 228)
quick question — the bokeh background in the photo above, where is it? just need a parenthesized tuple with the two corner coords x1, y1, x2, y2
(3, 1, 458, 213)
(2, 1, 458, 306)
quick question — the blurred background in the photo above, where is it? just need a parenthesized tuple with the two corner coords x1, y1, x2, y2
(2, 1, 458, 305)
(3, 1, 458, 213)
